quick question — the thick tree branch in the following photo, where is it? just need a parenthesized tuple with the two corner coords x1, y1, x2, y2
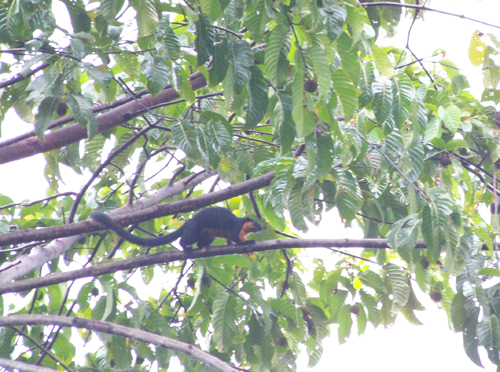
(0, 315, 239, 372)
(0, 72, 207, 164)
(0, 238, 426, 295)
(0, 171, 275, 247)
(0, 357, 58, 372)
(0, 171, 216, 284)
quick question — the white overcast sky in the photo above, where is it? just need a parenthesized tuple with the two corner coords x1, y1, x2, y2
(1, 0, 500, 371)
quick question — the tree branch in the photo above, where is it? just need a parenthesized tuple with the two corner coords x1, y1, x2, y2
(0, 357, 58, 372)
(0, 237, 427, 295)
(0, 315, 239, 372)
(0, 72, 207, 164)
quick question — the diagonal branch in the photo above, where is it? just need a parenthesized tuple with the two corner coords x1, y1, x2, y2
(0, 315, 239, 372)
(0, 72, 207, 165)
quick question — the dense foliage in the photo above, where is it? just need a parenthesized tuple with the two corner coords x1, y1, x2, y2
(0, 0, 499, 371)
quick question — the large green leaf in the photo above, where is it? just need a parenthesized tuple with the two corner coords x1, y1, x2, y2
(172, 120, 200, 159)
(141, 55, 172, 97)
(155, 16, 180, 58)
(61, 0, 91, 33)
(438, 105, 461, 135)
(67, 94, 99, 139)
(392, 74, 415, 125)
(245, 66, 269, 129)
(229, 40, 253, 94)
(34, 97, 60, 140)
(477, 315, 500, 364)
(309, 45, 331, 105)
(286, 181, 308, 232)
(264, 22, 291, 87)
(384, 263, 410, 314)
(372, 44, 394, 77)
(359, 62, 375, 107)
(331, 69, 357, 121)
(372, 75, 393, 124)
(337, 33, 360, 85)
(212, 292, 237, 353)
(130, 0, 158, 37)
(292, 62, 316, 138)
(243, 0, 267, 42)
(323, 3, 346, 40)
(195, 13, 214, 66)
(200, 0, 221, 22)
(337, 305, 352, 344)
(209, 35, 230, 87)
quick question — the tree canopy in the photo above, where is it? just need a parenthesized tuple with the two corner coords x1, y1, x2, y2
(0, 0, 500, 371)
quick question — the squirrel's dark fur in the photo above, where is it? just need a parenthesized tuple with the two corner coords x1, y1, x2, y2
(90, 207, 263, 252)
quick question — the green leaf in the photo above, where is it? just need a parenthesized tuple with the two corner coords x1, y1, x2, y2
(424, 117, 442, 142)
(360, 290, 381, 328)
(99, 0, 125, 23)
(338, 32, 360, 85)
(114, 53, 140, 80)
(200, 0, 221, 22)
(272, 93, 295, 154)
(401, 286, 424, 325)
(386, 214, 421, 261)
(438, 105, 461, 135)
(229, 40, 253, 94)
(245, 66, 269, 130)
(372, 44, 394, 77)
(358, 270, 387, 295)
(331, 69, 357, 121)
(337, 305, 352, 343)
(392, 74, 415, 125)
(384, 263, 410, 314)
(195, 13, 214, 66)
(477, 315, 500, 364)
(286, 181, 308, 232)
(483, 46, 500, 89)
(141, 55, 171, 97)
(324, 4, 346, 40)
(209, 35, 230, 86)
(82, 62, 113, 91)
(244, 0, 267, 42)
(67, 94, 99, 139)
(309, 45, 331, 105)
(271, 299, 302, 325)
(264, 22, 291, 87)
(212, 292, 237, 353)
(110, 335, 132, 369)
(478, 268, 500, 276)
(172, 120, 200, 159)
(155, 16, 180, 58)
(60, 0, 91, 33)
(359, 62, 374, 107)
(292, 65, 316, 138)
(451, 291, 466, 331)
(34, 97, 60, 140)
(130, 0, 158, 37)
(372, 75, 393, 124)
(316, 132, 334, 179)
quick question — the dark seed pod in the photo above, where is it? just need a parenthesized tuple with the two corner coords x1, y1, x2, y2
(439, 153, 451, 167)
(420, 256, 430, 270)
(304, 79, 318, 93)
(56, 102, 68, 116)
(350, 304, 360, 315)
(430, 291, 442, 302)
